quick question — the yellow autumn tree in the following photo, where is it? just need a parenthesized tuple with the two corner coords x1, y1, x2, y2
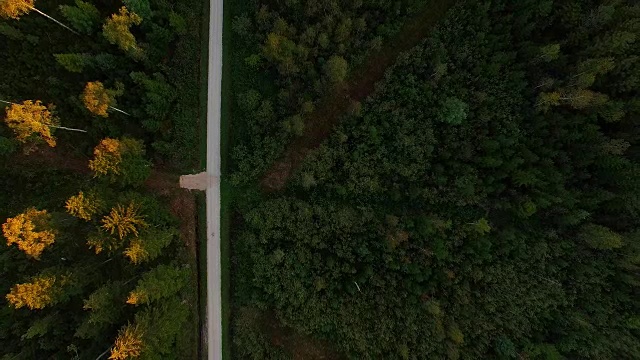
(0, 0, 33, 19)
(103, 7, 142, 53)
(3, 100, 57, 148)
(0, 0, 77, 33)
(82, 81, 115, 117)
(101, 202, 147, 239)
(88, 137, 150, 186)
(110, 324, 144, 360)
(89, 138, 123, 176)
(123, 240, 147, 264)
(6, 274, 65, 309)
(65, 191, 103, 221)
(2, 208, 55, 259)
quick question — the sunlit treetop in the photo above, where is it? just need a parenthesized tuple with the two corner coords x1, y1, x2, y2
(101, 202, 147, 240)
(103, 7, 142, 53)
(2, 207, 55, 259)
(6, 274, 67, 310)
(0, 0, 34, 20)
(83, 81, 115, 117)
(109, 324, 144, 360)
(3, 100, 57, 148)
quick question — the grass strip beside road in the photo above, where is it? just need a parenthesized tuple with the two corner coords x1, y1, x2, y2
(220, 0, 232, 357)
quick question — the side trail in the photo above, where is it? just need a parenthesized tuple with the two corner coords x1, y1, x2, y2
(261, 0, 456, 191)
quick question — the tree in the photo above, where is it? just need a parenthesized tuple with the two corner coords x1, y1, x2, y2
(54, 53, 91, 73)
(126, 264, 188, 305)
(538, 44, 560, 62)
(124, 228, 175, 264)
(2, 207, 55, 259)
(89, 137, 150, 185)
(579, 223, 623, 250)
(3, 100, 57, 148)
(110, 323, 144, 360)
(59, 0, 99, 34)
(324, 55, 348, 84)
(103, 7, 142, 54)
(6, 274, 66, 309)
(0, 0, 77, 34)
(82, 81, 128, 117)
(439, 97, 469, 125)
(82, 281, 126, 326)
(65, 191, 103, 221)
(101, 202, 147, 240)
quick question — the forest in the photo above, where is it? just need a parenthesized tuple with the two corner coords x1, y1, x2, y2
(228, 0, 640, 359)
(0, 0, 202, 358)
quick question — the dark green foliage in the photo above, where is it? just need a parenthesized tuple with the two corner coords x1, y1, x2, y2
(129, 263, 190, 305)
(59, 0, 101, 35)
(232, 0, 640, 358)
(229, 0, 429, 184)
(324, 55, 348, 84)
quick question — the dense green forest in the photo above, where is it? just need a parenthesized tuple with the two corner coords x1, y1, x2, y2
(0, 0, 202, 358)
(229, 0, 640, 359)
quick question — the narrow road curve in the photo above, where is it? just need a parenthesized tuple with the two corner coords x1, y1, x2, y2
(206, 0, 223, 357)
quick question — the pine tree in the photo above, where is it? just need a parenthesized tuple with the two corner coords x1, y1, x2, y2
(82, 281, 126, 326)
(54, 53, 91, 73)
(59, 0, 99, 35)
(126, 264, 188, 305)
(2, 207, 55, 259)
(124, 228, 174, 264)
(101, 202, 147, 240)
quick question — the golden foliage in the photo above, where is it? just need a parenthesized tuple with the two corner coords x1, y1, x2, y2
(82, 81, 114, 117)
(103, 7, 142, 52)
(89, 138, 122, 176)
(125, 290, 147, 305)
(2, 208, 55, 259)
(65, 191, 102, 221)
(3, 100, 57, 147)
(101, 203, 147, 239)
(6, 275, 62, 309)
(0, 0, 33, 19)
(110, 324, 144, 360)
(123, 239, 147, 264)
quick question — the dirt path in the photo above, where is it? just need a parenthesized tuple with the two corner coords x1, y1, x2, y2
(261, 0, 456, 191)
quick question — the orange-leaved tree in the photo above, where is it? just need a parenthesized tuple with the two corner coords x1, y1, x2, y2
(0, 0, 78, 34)
(2, 207, 55, 259)
(6, 274, 67, 309)
(89, 138, 122, 176)
(101, 202, 147, 240)
(82, 81, 129, 117)
(109, 323, 144, 360)
(103, 7, 142, 55)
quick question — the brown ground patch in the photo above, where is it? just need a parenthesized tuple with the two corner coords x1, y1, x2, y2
(145, 169, 198, 257)
(261, 0, 456, 191)
(264, 312, 342, 360)
(10, 145, 91, 174)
